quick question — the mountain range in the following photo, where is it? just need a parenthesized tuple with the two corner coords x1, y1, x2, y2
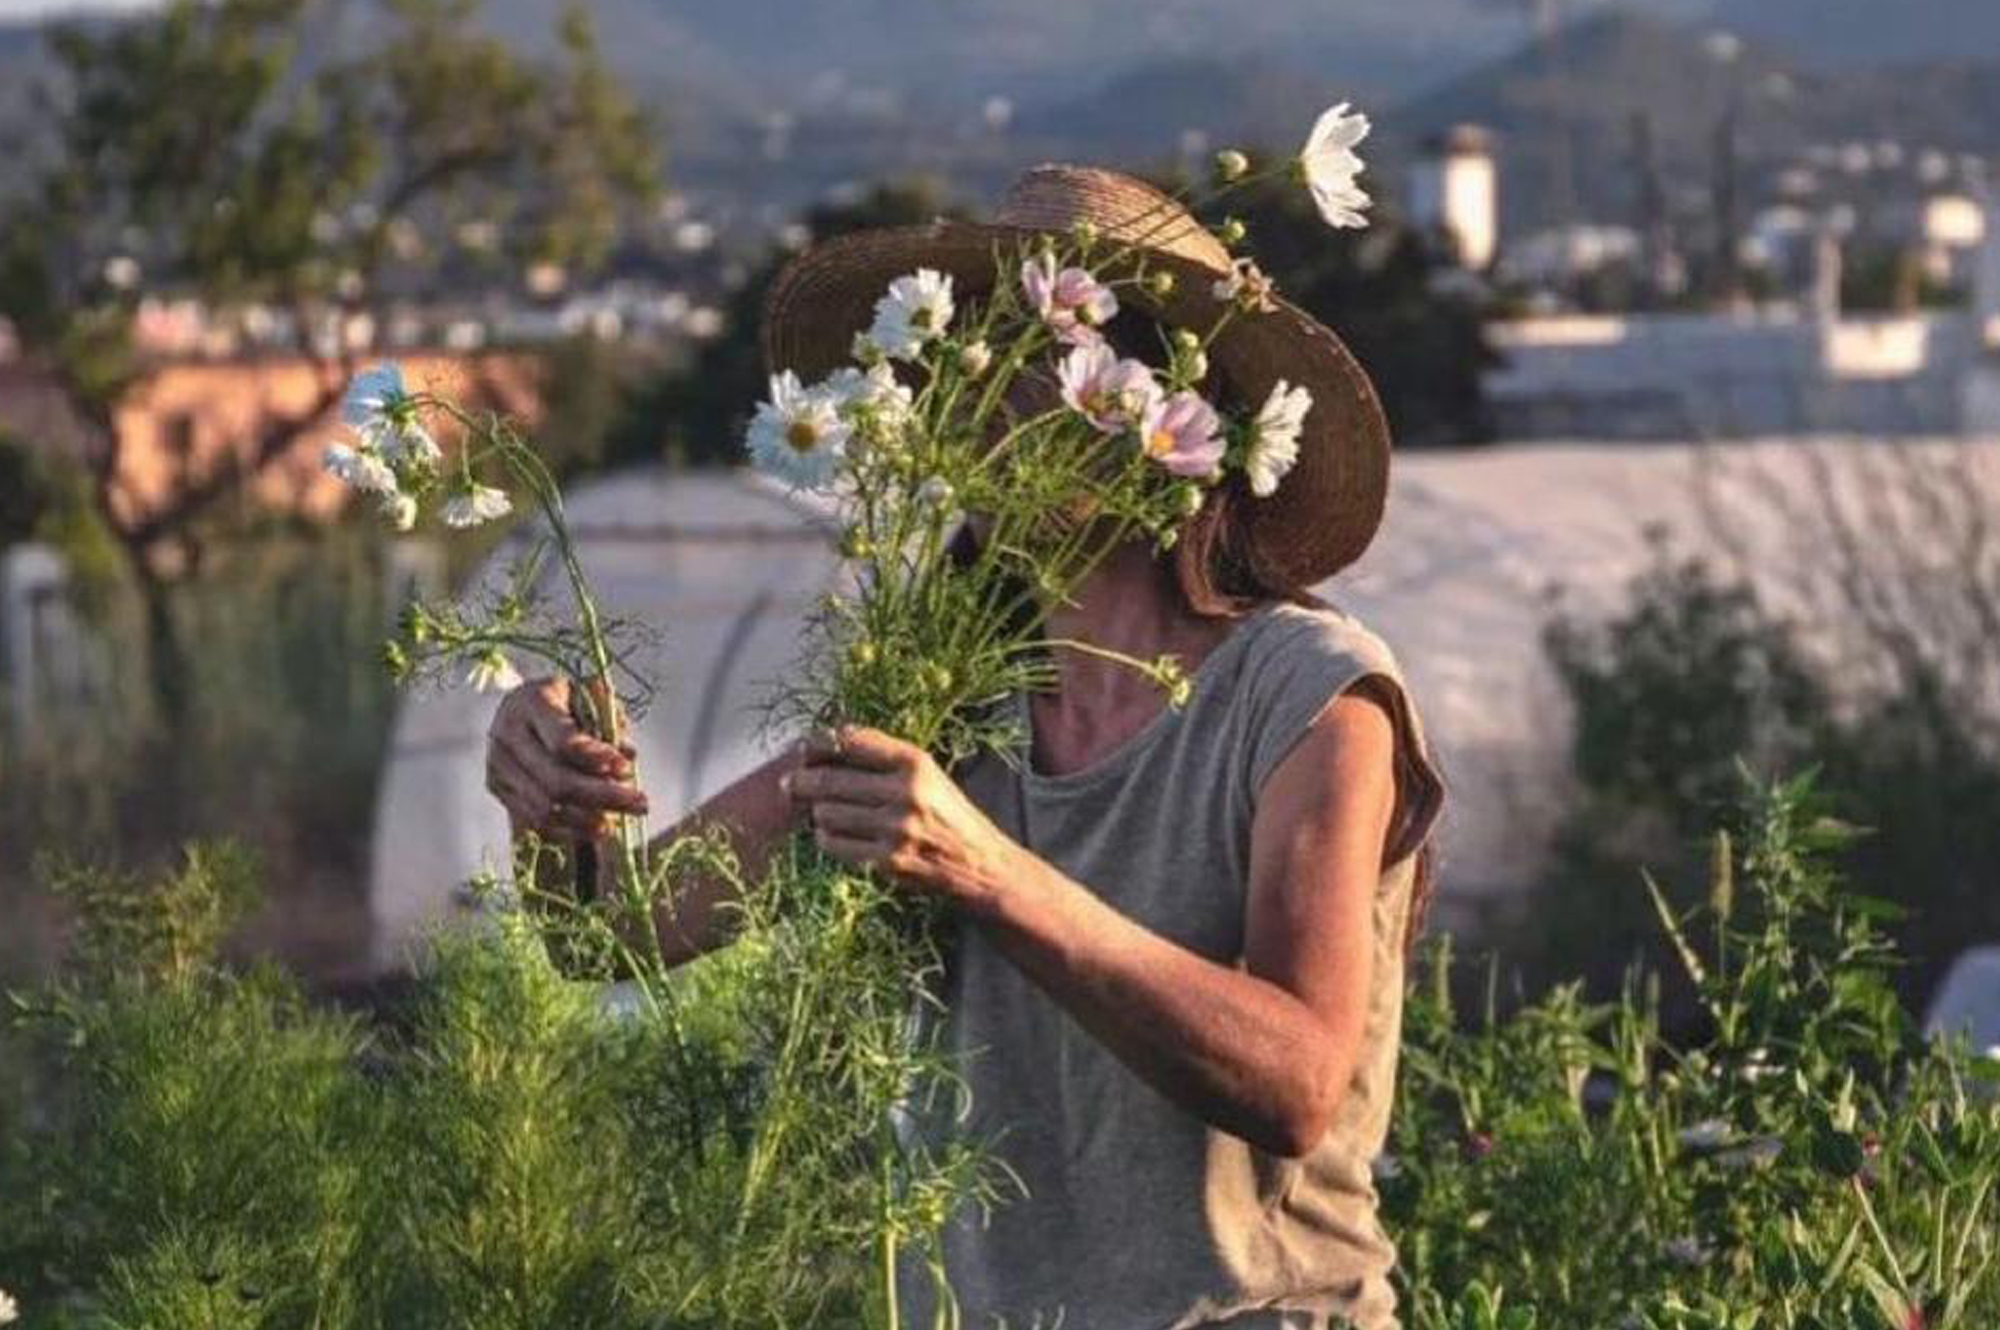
(0, 0, 1995, 228)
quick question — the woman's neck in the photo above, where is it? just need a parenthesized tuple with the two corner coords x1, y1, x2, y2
(1030, 542, 1237, 773)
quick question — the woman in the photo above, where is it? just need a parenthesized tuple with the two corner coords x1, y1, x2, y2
(484, 166, 1445, 1330)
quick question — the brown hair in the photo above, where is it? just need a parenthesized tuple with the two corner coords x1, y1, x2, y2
(1110, 310, 1442, 953)
(967, 310, 1441, 952)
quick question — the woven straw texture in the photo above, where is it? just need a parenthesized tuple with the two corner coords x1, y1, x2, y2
(761, 164, 1392, 586)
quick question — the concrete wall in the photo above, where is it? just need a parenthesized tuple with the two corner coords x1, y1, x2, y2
(1487, 311, 1979, 440)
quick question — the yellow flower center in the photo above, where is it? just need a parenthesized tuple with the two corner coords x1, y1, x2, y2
(785, 419, 821, 453)
(1145, 429, 1176, 459)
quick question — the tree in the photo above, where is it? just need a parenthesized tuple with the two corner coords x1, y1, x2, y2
(0, 0, 655, 714)
(609, 179, 964, 469)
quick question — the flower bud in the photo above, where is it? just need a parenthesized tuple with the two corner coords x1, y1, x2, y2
(380, 639, 411, 680)
(1144, 270, 1176, 299)
(838, 527, 875, 560)
(847, 640, 878, 668)
(1072, 219, 1100, 248)
(398, 601, 432, 645)
(957, 340, 992, 377)
(1217, 217, 1247, 246)
(1171, 328, 1202, 353)
(1214, 149, 1250, 182)
(1178, 483, 1206, 517)
(1180, 348, 1209, 383)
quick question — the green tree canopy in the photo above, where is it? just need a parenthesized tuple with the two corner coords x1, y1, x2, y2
(0, 0, 657, 559)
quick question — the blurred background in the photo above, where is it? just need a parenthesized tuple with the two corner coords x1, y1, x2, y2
(0, 0, 1997, 1026)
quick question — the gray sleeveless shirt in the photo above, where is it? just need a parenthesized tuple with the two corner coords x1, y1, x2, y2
(902, 600, 1446, 1330)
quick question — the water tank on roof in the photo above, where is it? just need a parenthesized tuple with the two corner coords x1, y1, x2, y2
(367, 467, 841, 969)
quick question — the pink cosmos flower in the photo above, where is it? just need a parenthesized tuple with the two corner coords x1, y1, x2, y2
(1138, 390, 1225, 477)
(1056, 343, 1161, 435)
(1022, 252, 1119, 346)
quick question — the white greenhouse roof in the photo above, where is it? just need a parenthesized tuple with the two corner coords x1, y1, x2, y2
(371, 437, 2000, 965)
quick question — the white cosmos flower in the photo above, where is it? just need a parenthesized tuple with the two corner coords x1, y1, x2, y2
(442, 483, 513, 529)
(1211, 257, 1277, 313)
(342, 362, 411, 428)
(0, 1289, 17, 1326)
(1300, 102, 1373, 230)
(1244, 380, 1312, 497)
(377, 419, 443, 471)
(323, 442, 398, 495)
(746, 370, 850, 490)
(465, 649, 523, 693)
(379, 490, 418, 532)
(342, 361, 441, 470)
(866, 268, 955, 361)
(824, 362, 913, 423)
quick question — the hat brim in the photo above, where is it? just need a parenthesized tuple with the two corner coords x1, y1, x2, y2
(761, 219, 1391, 588)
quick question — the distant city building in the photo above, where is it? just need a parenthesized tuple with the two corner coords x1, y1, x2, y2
(1496, 224, 1642, 288)
(1409, 125, 1498, 271)
(1962, 181, 2000, 433)
(1881, 193, 1989, 287)
(1485, 308, 1984, 440)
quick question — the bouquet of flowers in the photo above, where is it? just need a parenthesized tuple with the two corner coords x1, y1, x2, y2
(320, 102, 1375, 1325)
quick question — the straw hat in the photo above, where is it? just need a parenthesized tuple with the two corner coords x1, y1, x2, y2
(761, 164, 1392, 588)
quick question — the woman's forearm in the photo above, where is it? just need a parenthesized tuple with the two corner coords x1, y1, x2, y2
(625, 743, 803, 967)
(959, 846, 1349, 1157)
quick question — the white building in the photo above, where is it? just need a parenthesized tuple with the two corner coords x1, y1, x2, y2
(1487, 299, 1991, 440)
(1409, 125, 1498, 271)
(1964, 180, 2000, 433)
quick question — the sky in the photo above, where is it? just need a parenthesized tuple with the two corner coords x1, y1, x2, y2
(0, 0, 154, 16)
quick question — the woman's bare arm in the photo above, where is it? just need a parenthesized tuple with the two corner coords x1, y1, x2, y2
(784, 691, 1397, 1157)
(484, 676, 801, 966)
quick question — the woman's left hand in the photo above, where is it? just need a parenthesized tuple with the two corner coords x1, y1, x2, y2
(781, 725, 1017, 909)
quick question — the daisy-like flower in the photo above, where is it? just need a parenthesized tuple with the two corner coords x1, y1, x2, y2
(342, 362, 413, 430)
(1300, 101, 1373, 230)
(866, 268, 955, 361)
(824, 362, 913, 424)
(745, 370, 851, 490)
(442, 482, 513, 529)
(343, 361, 441, 470)
(465, 648, 523, 693)
(0, 1289, 17, 1326)
(380, 420, 443, 471)
(379, 491, 418, 532)
(1138, 390, 1225, 478)
(323, 442, 398, 495)
(1056, 343, 1161, 436)
(1211, 257, 1277, 313)
(1021, 252, 1118, 346)
(1243, 380, 1313, 497)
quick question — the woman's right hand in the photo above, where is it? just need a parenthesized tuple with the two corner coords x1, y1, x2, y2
(485, 675, 650, 843)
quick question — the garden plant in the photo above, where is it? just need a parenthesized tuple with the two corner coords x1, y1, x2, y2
(4, 101, 1998, 1330)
